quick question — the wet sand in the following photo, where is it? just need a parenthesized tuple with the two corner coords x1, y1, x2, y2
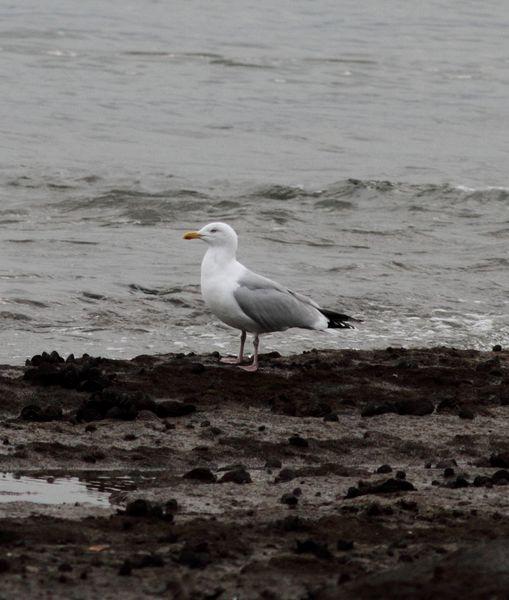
(0, 346, 508, 598)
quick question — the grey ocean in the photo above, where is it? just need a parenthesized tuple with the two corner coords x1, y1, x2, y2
(1, 1, 507, 363)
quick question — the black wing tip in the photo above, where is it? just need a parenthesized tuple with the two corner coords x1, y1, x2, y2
(321, 309, 362, 329)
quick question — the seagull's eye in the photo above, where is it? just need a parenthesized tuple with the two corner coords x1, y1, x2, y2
(210, 228, 218, 233)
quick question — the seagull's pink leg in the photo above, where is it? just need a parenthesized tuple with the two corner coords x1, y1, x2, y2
(239, 334, 259, 372)
(220, 330, 246, 364)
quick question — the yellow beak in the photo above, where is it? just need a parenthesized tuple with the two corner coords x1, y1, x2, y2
(183, 231, 202, 240)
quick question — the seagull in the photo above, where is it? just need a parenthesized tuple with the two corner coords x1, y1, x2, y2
(183, 222, 359, 372)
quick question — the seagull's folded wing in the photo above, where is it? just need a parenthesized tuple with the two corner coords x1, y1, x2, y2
(233, 270, 326, 332)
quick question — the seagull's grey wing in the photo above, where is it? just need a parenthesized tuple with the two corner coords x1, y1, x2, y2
(233, 270, 325, 333)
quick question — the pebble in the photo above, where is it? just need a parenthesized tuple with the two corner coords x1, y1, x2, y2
(280, 493, 299, 507)
(219, 468, 252, 484)
(183, 467, 217, 483)
(288, 434, 309, 448)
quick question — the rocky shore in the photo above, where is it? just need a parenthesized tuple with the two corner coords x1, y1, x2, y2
(0, 346, 508, 599)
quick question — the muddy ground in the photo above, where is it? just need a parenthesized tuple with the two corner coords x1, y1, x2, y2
(0, 346, 508, 599)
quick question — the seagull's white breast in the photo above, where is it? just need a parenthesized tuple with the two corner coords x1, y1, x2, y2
(200, 252, 258, 332)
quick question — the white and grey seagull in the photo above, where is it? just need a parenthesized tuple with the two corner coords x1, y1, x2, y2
(183, 222, 359, 372)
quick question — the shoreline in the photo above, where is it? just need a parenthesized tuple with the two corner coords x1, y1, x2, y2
(0, 346, 508, 598)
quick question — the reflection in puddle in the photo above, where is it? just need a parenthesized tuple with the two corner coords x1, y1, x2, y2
(0, 472, 157, 507)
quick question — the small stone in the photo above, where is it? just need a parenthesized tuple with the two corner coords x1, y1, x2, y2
(336, 540, 354, 551)
(377, 464, 392, 474)
(492, 345, 502, 352)
(458, 408, 474, 420)
(275, 468, 296, 483)
(183, 467, 217, 483)
(156, 400, 196, 418)
(395, 470, 406, 480)
(492, 469, 509, 483)
(219, 468, 252, 484)
(490, 453, 509, 468)
(125, 499, 150, 517)
(473, 475, 492, 487)
(447, 476, 469, 489)
(280, 493, 298, 507)
(289, 435, 308, 448)
(443, 467, 455, 478)
(323, 413, 339, 422)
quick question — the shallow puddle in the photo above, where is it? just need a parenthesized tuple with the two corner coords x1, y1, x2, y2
(0, 472, 157, 507)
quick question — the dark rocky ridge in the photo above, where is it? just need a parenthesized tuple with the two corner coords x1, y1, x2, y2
(0, 346, 508, 598)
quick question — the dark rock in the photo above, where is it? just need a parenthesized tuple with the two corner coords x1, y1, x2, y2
(346, 478, 415, 498)
(458, 408, 475, 420)
(292, 487, 302, 497)
(377, 464, 392, 474)
(275, 468, 296, 483)
(295, 539, 331, 560)
(443, 467, 455, 478)
(219, 468, 252, 484)
(288, 434, 309, 448)
(395, 471, 406, 480)
(82, 451, 105, 463)
(280, 493, 299, 507)
(124, 499, 150, 517)
(395, 399, 434, 416)
(123, 499, 174, 521)
(492, 470, 509, 483)
(490, 453, 509, 468)
(493, 344, 503, 352)
(183, 468, 217, 483)
(337, 540, 354, 551)
(473, 475, 492, 487)
(323, 413, 339, 422)
(155, 400, 196, 418)
(165, 499, 179, 514)
(20, 404, 63, 422)
(446, 476, 469, 489)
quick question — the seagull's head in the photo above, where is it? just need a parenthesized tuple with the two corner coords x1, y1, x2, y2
(183, 222, 238, 251)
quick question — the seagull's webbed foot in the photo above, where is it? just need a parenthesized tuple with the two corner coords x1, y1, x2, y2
(238, 363, 258, 373)
(220, 356, 243, 365)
